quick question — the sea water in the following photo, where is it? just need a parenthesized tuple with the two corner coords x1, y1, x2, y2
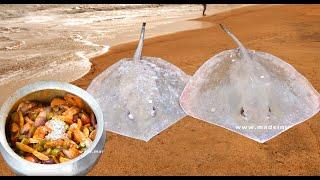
(0, 4, 251, 104)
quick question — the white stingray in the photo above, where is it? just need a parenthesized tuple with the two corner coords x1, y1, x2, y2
(180, 24, 320, 143)
(87, 23, 189, 141)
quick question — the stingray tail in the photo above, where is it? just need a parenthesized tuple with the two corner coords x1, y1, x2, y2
(133, 22, 146, 61)
(219, 24, 251, 60)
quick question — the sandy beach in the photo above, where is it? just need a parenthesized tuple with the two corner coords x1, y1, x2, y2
(0, 4, 249, 105)
(1, 4, 320, 175)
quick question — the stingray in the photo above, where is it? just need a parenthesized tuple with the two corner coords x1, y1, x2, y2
(180, 24, 320, 143)
(87, 23, 189, 141)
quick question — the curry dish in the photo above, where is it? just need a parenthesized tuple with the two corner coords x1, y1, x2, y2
(6, 93, 97, 164)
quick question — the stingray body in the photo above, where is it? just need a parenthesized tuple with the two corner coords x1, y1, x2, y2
(180, 24, 320, 143)
(87, 23, 189, 141)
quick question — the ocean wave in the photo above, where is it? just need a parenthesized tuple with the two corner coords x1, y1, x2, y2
(0, 53, 92, 86)
(0, 4, 251, 105)
(0, 26, 29, 33)
(61, 4, 163, 14)
(0, 4, 163, 20)
(0, 4, 61, 20)
(0, 36, 25, 50)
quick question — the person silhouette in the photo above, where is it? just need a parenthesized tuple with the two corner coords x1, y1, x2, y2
(202, 4, 207, 16)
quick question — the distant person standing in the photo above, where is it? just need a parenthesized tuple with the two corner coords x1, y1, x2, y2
(202, 4, 207, 16)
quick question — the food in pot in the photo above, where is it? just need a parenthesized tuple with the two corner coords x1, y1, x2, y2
(6, 93, 97, 164)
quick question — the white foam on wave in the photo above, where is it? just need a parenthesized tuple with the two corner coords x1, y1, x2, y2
(71, 33, 110, 57)
(24, 15, 55, 23)
(75, 43, 110, 60)
(75, 51, 89, 61)
(62, 14, 126, 26)
(5, 40, 25, 50)
(63, 18, 97, 26)
(0, 4, 254, 105)
(72, 34, 100, 47)
(0, 56, 91, 86)
(88, 45, 110, 58)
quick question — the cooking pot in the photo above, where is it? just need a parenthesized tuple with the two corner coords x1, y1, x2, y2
(0, 81, 106, 176)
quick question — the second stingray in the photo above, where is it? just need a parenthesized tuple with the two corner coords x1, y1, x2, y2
(180, 24, 320, 143)
(87, 23, 189, 141)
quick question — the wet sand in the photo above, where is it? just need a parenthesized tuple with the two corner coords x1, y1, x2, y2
(0, 4, 249, 105)
(1, 4, 320, 175)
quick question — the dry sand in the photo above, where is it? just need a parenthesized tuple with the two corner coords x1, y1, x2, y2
(1, 4, 319, 175)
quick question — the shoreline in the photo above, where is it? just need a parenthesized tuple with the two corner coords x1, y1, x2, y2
(103, 4, 254, 48)
(0, 4, 252, 105)
(72, 4, 256, 88)
(72, 4, 262, 89)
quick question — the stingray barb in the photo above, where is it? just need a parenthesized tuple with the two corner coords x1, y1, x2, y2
(180, 24, 320, 143)
(133, 22, 146, 61)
